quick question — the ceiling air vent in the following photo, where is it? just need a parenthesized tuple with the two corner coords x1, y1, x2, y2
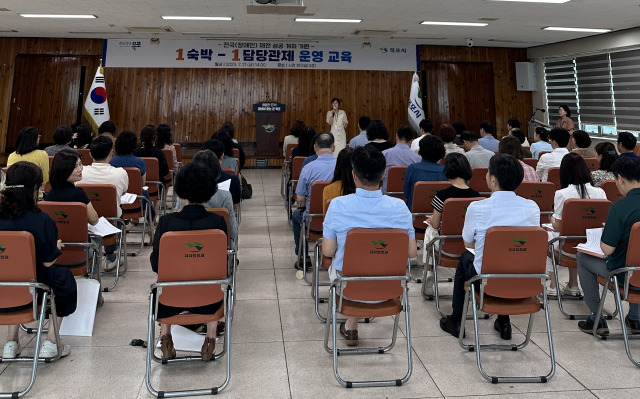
(352, 29, 397, 37)
(126, 26, 174, 33)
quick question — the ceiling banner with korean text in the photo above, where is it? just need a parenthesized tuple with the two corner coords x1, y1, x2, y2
(104, 39, 418, 71)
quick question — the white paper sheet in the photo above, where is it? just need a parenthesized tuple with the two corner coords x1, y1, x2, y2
(120, 193, 137, 204)
(155, 324, 218, 353)
(217, 179, 231, 192)
(59, 278, 100, 337)
(88, 217, 122, 237)
(575, 227, 605, 257)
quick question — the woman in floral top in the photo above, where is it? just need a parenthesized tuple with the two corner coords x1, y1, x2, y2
(591, 142, 618, 187)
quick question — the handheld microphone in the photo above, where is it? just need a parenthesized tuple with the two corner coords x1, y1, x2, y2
(535, 107, 546, 113)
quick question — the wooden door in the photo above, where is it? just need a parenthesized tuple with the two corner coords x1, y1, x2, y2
(6, 55, 101, 152)
(421, 61, 496, 135)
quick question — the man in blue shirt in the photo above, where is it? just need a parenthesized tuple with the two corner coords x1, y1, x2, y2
(323, 146, 416, 346)
(403, 135, 447, 209)
(348, 115, 371, 148)
(477, 120, 499, 152)
(440, 154, 540, 340)
(381, 125, 421, 193)
(292, 132, 336, 267)
(617, 131, 639, 158)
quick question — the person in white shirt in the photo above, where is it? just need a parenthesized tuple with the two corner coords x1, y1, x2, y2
(410, 119, 434, 153)
(546, 153, 607, 297)
(536, 128, 570, 182)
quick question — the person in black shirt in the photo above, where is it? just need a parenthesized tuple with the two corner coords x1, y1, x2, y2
(0, 162, 76, 359)
(133, 124, 170, 183)
(365, 120, 395, 153)
(151, 162, 227, 361)
(202, 139, 242, 208)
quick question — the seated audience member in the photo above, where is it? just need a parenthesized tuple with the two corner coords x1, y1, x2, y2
(0, 162, 76, 359)
(441, 124, 465, 156)
(210, 130, 238, 174)
(381, 125, 421, 193)
(283, 119, 305, 156)
(323, 147, 356, 215)
(411, 119, 434, 153)
(509, 128, 533, 158)
(546, 153, 607, 297)
(290, 126, 316, 172)
(576, 157, 640, 335)
(150, 162, 227, 361)
(292, 132, 336, 268)
(477, 120, 499, 152)
(175, 150, 238, 247)
(499, 135, 538, 182)
(365, 120, 394, 153)
(322, 146, 416, 346)
(8, 126, 49, 187)
(451, 121, 466, 146)
(404, 135, 447, 209)
(98, 121, 117, 149)
(591, 142, 618, 187)
(221, 122, 245, 168)
(348, 115, 372, 148)
(202, 139, 241, 209)
(507, 117, 529, 143)
(571, 130, 596, 158)
(617, 131, 639, 158)
(78, 136, 129, 271)
(536, 127, 570, 182)
(461, 130, 494, 168)
(422, 153, 481, 296)
(440, 154, 540, 339)
(301, 129, 321, 168)
(133, 124, 170, 187)
(110, 131, 155, 221)
(531, 126, 553, 159)
(155, 123, 178, 172)
(71, 123, 93, 149)
(45, 125, 74, 156)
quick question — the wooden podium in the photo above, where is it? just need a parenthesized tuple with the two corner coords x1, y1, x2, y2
(253, 102, 286, 157)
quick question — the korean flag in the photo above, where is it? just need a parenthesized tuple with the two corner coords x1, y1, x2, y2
(83, 66, 110, 132)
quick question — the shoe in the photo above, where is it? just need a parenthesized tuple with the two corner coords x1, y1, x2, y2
(423, 271, 435, 297)
(160, 334, 176, 360)
(561, 283, 582, 297)
(339, 322, 358, 347)
(578, 317, 609, 335)
(97, 292, 104, 308)
(102, 256, 118, 272)
(201, 337, 216, 361)
(625, 315, 640, 334)
(39, 339, 71, 358)
(2, 341, 20, 359)
(494, 319, 512, 340)
(294, 257, 312, 270)
(439, 315, 462, 338)
(216, 321, 225, 336)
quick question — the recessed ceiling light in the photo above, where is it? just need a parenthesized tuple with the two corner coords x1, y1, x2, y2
(20, 14, 97, 18)
(542, 26, 611, 33)
(162, 16, 232, 21)
(421, 21, 488, 27)
(488, 0, 570, 3)
(294, 18, 361, 23)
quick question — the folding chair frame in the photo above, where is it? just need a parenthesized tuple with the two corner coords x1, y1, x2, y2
(323, 274, 412, 388)
(459, 273, 556, 384)
(0, 281, 63, 399)
(125, 194, 153, 256)
(145, 251, 237, 398)
(286, 178, 298, 227)
(101, 217, 127, 292)
(300, 210, 323, 286)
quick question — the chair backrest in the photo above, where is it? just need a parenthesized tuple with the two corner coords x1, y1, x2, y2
(635, 143, 640, 156)
(559, 199, 611, 253)
(48, 156, 54, 170)
(141, 157, 160, 196)
(600, 180, 623, 202)
(291, 156, 306, 180)
(206, 208, 231, 247)
(173, 143, 182, 162)
(626, 222, 640, 287)
(77, 148, 93, 166)
(584, 158, 598, 172)
(538, 151, 551, 159)
(411, 181, 452, 228)
(481, 227, 548, 299)
(222, 168, 236, 176)
(39, 201, 89, 264)
(522, 158, 538, 170)
(469, 167, 489, 193)
(122, 167, 143, 216)
(515, 181, 555, 214)
(386, 166, 408, 200)
(285, 143, 297, 161)
(309, 181, 330, 230)
(0, 231, 37, 312)
(439, 197, 484, 254)
(157, 230, 227, 308)
(77, 183, 119, 218)
(341, 228, 409, 301)
(162, 149, 174, 171)
(547, 167, 560, 188)
(232, 148, 240, 159)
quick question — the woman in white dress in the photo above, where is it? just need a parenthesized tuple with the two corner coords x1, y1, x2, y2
(326, 98, 348, 156)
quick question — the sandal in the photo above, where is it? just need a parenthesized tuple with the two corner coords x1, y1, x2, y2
(160, 334, 176, 360)
(201, 337, 216, 361)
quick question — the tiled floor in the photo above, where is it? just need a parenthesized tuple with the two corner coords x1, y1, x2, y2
(2, 168, 639, 398)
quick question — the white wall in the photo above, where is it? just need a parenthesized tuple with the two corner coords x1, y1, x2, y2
(526, 28, 640, 125)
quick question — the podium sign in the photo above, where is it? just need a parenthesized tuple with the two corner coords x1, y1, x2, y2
(253, 102, 286, 156)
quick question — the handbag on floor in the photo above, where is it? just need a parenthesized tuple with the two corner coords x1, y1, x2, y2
(241, 174, 253, 199)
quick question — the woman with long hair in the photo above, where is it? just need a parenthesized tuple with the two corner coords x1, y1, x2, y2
(555, 105, 575, 151)
(531, 126, 552, 159)
(322, 147, 356, 215)
(283, 119, 305, 156)
(499, 135, 538, 181)
(7, 126, 49, 188)
(326, 98, 348, 155)
(591, 142, 619, 187)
